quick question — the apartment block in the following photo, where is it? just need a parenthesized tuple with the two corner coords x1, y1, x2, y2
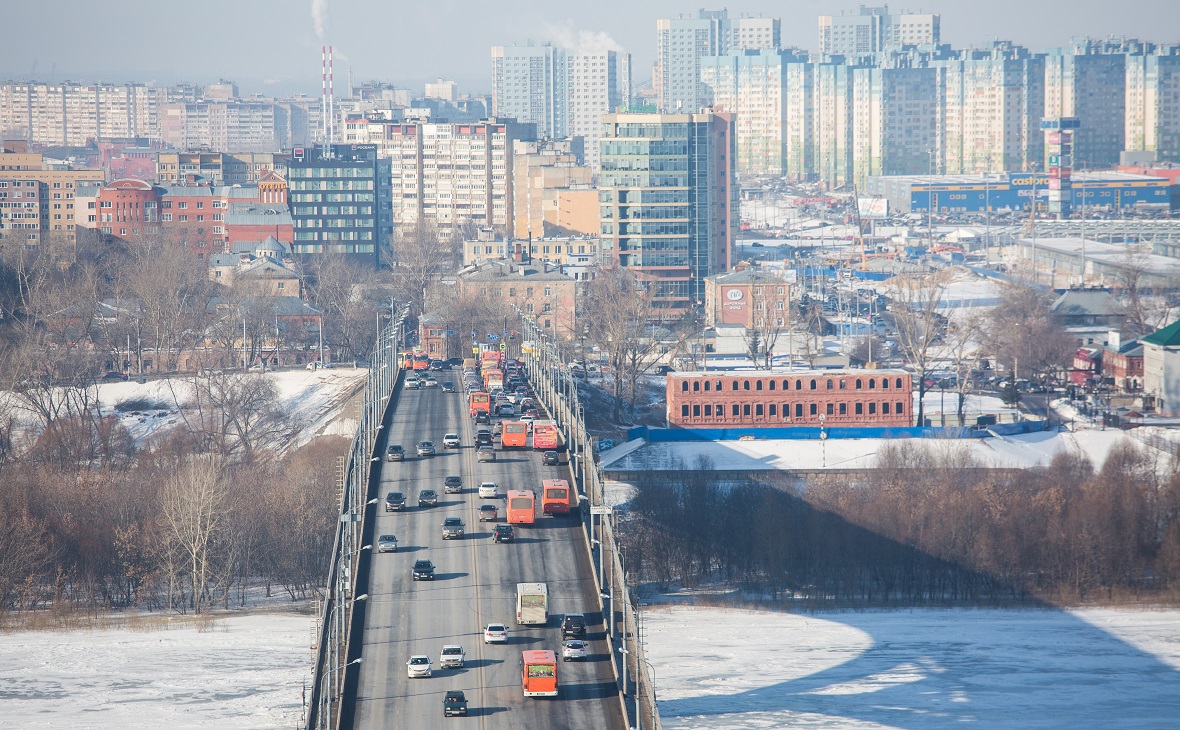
(0, 152, 104, 242)
(342, 116, 518, 237)
(937, 43, 1046, 175)
(0, 82, 165, 146)
(819, 5, 939, 57)
(1044, 40, 1134, 169)
(701, 49, 808, 177)
(511, 139, 593, 239)
(1124, 46, 1180, 164)
(730, 16, 781, 51)
(568, 50, 630, 171)
(598, 112, 737, 317)
(491, 44, 568, 138)
(655, 10, 731, 114)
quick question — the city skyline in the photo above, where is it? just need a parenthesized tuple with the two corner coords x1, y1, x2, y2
(2, 0, 1178, 96)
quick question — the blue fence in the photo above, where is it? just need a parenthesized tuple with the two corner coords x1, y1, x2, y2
(626, 420, 1050, 443)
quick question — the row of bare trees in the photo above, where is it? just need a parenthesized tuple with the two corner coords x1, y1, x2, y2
(623, 441, 1180, 606)
(0, 417, 343, 619)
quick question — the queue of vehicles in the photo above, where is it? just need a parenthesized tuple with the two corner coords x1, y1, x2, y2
(384, 349, 590, 714)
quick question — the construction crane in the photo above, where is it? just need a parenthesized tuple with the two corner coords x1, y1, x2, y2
(851, 184, 867, 270)
(1022, 162, 1041, 236)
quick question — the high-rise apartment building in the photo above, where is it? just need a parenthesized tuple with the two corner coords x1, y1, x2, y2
(1125, 48, 1180, 163)
(342, 115, 520, 237)
(701, 49, 807, 177)
(655, 10, 732, 114)
(818, 5, 939, 57)
(287, 144, 390, 266)
(598, 112, 737, 317)
(567, 50, 631, 170)
(491, 44, 568, 139)
(0, 82, 165, 146)
(937, 43, 1046, 175)
(730, 16, 781, 51)
(1044, 40, 1132, 169)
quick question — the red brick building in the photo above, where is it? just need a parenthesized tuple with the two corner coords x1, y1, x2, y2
(666, 369, 913, 428)
(1103, 339, 1144, 391)
(95, 178, 162, 240)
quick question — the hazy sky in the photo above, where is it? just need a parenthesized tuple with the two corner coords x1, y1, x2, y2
(2, 0, 1178, 96)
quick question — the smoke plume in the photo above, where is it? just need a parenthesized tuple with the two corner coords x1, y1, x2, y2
(311, 0, 328, 40)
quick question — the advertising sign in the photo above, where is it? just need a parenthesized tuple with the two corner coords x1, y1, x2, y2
(857, 197, 889, 219)
(720, 287, 749, 325)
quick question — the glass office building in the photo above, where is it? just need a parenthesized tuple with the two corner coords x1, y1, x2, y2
(287, 143, 392, 266)
(598, 112, 737, 317)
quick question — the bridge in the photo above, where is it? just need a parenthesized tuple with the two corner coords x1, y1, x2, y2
(305, 313, 658, 729)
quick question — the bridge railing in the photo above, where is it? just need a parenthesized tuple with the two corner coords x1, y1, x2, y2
(306, 309, 408, 730)
(517, 311, 662, 730)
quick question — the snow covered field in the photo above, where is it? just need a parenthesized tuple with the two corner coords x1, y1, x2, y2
(644, 605, 1180, 729)
(0, 613, 312, 729)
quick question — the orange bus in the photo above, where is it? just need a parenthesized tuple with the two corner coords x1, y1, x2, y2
(501, 421, 528, 448)
(506, 490, 536, 525)
(521, 650, 558, 697)
(541, 479, 573, 516)
(469, 392, 491, 417)
(413, 355, 430, 370)
(481, 350, 501, 370)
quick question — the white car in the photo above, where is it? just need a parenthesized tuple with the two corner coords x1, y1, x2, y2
(406, 655, 432, 678)
(439, 644, 466, 669)
(483, 623, 508, 644)
(518, 414, 536, 429)
(442, 433, 461, 449)
(478, 482, 498, 499)
(561, 640, 588, 661)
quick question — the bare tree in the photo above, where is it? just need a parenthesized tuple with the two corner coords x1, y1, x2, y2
(981, 283, 1075, 383)
(119, 233, 211, 373)
(170, 371, 284, 460)
(160, 455, 229, 614)
(743, 283, 785, 368)
(888, 271, 949, 427)
(390, 224, 456, 317)
(1113, 247, 1175, 338)
(305, 254, 383, 360)
(583, 267, 668, 421)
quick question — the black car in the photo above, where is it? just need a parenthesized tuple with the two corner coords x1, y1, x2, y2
(542, 450, 559, 466)
(444, 475, 463, 494)
(560, 613, 587, 639)
(443, 690, 468, 717)
(412, 559, 435, 581)
(101, 371, 130, 381)
(474, 412, 491, 425)
(492, 524, 515, 543)
(385, 491, 407, 512)
(475, 430, 493, 447)
(441, 381, 456, 392)
(418, 489, 438, 507)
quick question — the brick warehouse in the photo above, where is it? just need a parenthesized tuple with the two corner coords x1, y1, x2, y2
(666, 370, 914, 428)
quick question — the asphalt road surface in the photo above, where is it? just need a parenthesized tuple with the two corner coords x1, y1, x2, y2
(351, 374, 625, 729)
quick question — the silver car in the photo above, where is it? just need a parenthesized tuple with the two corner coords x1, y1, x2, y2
(377, 534, 398, 553)
(417, 440, 436, 457)
(406, 655, 432, 678)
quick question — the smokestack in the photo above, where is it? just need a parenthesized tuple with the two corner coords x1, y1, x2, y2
(327, 46, 335, 144)
(321, 46, 327, 144)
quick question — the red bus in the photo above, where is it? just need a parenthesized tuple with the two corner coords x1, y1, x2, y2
(506, 490, 536, 525)
(469, 392, 491, 417)
(532, 420, 560, 451)
(501, 421, 528, 448)
(541, 479, 573, 516)
(521, 650, 558, 697)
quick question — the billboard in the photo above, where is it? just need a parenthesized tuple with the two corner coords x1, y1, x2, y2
(857, 197, 889, 219)
(719, 286, 749, 325)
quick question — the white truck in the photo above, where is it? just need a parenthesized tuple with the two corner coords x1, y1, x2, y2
(515, 582, 549, 626)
